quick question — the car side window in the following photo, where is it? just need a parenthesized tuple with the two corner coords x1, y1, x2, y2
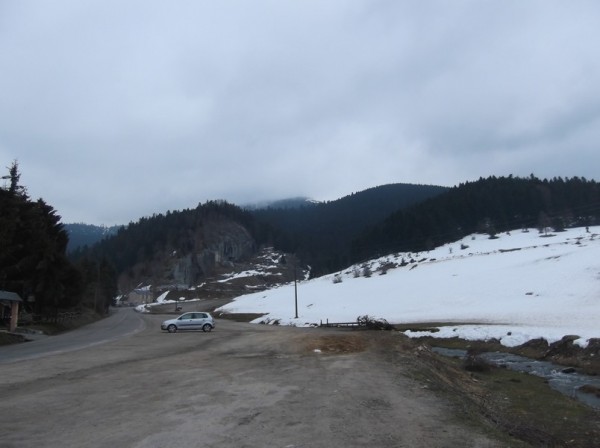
(199, 313, 207, 318)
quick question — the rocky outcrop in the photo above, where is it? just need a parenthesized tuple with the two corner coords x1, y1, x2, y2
(119, 214, 258, 293)
(169, 218, 256, 286)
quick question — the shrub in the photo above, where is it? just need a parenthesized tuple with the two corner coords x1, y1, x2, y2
(463, 348, 492, 372)
(357, 315, 393, 330)
(362, 265, 372, 278)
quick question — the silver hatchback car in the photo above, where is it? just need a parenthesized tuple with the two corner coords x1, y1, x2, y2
(161, 312, 215, 333)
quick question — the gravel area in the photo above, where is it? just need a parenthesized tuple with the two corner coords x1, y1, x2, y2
(0, 312, 511, 447)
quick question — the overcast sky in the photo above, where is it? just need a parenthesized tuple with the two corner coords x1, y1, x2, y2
(1, 1, 599, 225)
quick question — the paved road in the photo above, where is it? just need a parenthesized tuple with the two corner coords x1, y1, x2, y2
(0, 312, 512, 447)
(0, 307, 145, 364)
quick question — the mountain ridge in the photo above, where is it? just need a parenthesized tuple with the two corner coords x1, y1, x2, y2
(68, 176, 600, 304)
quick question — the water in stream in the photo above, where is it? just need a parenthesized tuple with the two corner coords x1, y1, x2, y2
(432, 347, 600, 409)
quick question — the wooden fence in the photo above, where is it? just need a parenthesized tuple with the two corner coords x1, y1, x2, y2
(319, 319, 364, 328)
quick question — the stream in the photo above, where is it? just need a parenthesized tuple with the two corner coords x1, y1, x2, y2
(432, 347, 600, 409)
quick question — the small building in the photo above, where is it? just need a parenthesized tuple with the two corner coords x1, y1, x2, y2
(0, 290, 23, 332)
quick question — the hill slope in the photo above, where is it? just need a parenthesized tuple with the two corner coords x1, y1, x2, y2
(72, 183, 447, 292)
(252, 183, 448, 274)
(352, 176, 600, 261)
(65, 223, 121, 253)
(218, 225, 600, 348)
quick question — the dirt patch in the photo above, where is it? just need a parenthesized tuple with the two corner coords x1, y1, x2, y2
(4, 314, 598, 447)
(216, 312, 265, 322)
(0, 319, 512, 447)
(303, 333, 369, 354)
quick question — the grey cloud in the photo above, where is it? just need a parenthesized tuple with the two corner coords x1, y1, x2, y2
(1, 1, 600, 224)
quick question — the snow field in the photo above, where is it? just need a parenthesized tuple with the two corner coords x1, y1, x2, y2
(217, 227, 600, 347)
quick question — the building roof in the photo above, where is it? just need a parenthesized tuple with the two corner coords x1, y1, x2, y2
(0, 290, 23, 302)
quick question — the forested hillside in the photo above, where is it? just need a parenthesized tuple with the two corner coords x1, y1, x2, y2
(79, 177, 600, 284)
(72, 183, 446, 286)
(72, 200, 275, 293)
(252, 183, 448, 274)
(65, 223, 122, 253)
(351, 175, 600, 262)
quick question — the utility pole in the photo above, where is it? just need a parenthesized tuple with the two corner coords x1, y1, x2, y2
(294, 257, 298, 319)
(94, 263, 99, 314)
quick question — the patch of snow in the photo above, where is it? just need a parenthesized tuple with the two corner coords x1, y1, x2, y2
(135, 304, 149, 313)
(155, 291, 170, 303)
(135, 297, 201, 313)
(217, 226, 600, 347)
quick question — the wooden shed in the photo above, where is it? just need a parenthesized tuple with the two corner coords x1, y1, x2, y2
(0, 290, 23, 332)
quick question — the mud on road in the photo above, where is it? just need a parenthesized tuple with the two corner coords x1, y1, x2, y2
(0, 313, 514, 448)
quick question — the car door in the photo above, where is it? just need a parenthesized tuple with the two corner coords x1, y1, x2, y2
(188, 313, 203, 330)
(177, 313, 196, 330)
(196, 313, 209, 328)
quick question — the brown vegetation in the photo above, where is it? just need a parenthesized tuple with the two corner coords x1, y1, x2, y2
(404, 338, 600, 447)
(303, 333, 369, 354)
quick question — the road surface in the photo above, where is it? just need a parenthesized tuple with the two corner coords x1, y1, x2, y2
(0, 307, 145, 364)
(0, 309, 512, 447)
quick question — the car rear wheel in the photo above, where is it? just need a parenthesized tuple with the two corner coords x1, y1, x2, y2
(202, 324, 213, 332)
(167, 324, 177, 333)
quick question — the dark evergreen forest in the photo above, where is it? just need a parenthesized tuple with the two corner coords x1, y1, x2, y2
(252, 183, 448, 275)
(72, 200, 272, 276)
(351, 175, 600, 262)
(65, 223, 121, 254)
(0, 162, 116, 316)
(71, 183, 448, 281)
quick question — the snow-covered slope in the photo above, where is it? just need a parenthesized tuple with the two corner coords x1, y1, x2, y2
(217, 226, 600, 347)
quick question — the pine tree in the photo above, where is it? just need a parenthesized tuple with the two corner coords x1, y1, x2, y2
(0, 162, 84, 314)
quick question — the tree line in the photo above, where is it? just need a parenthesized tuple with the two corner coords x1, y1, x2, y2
(70, 183, 448, 284)
(69, 176, 600, 283)
(71, 200, 274, 277)
(351, 175, 600, 262)
(0, 161, 116, 316)
(251, 183, 448, 275)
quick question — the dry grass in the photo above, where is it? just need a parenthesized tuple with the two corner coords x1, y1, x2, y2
(404, 337, 600, 447)
(303, 333, 369, 354)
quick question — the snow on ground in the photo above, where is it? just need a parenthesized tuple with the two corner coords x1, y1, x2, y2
(217, 248, 284, 284)
(135, 291, 200, 313)
(217, 226, 600, 347)
(218, 269, 282, 283)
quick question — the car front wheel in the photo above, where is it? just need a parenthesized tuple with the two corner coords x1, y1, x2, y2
(167, 324, 177, 333)
(202, 324, 213, 332)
